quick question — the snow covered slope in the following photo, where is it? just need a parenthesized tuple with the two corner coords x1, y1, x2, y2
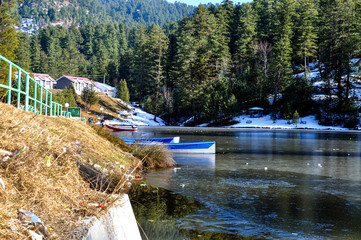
(105, 101, 166, 126)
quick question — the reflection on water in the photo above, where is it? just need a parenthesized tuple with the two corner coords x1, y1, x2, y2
(129, 186, 199, 240)
(173, 154, 216, 168)
(122, 128, 361, 239)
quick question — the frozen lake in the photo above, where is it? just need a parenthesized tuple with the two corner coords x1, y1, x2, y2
(118, 127, 361, 239)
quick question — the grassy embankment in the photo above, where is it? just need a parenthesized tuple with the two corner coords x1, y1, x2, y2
(0, 102, 175, 239)
(76, 92, 131, 122)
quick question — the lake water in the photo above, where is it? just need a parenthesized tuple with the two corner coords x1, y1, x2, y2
(116, 127, 361, 239)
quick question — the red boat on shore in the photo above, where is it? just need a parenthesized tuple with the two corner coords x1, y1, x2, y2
(105, 124, 138, 132)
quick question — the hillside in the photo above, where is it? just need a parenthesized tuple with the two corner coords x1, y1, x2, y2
(12, 0, 361, 129)
(73, 92, 165, 126)
(17, 0, 195, 33)
(0, 102, 174, 239)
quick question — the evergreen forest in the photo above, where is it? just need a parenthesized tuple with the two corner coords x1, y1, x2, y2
(2, 0, 361, 127)
(18, 0, 195, 26)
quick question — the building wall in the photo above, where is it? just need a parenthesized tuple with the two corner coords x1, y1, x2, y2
(57, 77, 94, 95)
(35, 80, 54, 90)
(56, 77, 73, 90)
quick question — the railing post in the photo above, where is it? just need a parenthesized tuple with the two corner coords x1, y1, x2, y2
(0, 54, 85, 123)
(34, 84, 37, 112)
(25, 73, 29, 112)
(40, 88, 43, 115)
(17, 70, 21, 109)
(49, 93, 53, 116)
(7, 63, 12, 104)
(45, 91, 48, 116)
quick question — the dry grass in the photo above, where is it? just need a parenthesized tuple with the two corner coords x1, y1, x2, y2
(0, 103, 141, 239)
(97, 93, 130, 113)
(76, 92, 130, 122)
(93, 125, 176, 169)
(131, 144, 176, 169)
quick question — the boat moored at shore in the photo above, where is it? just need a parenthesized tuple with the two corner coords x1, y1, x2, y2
(132, 141, 216, 154)
(120, 136, 180, 144)
(105, 124, 138, 132)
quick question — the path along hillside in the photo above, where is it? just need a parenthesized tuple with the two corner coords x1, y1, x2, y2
(75, 92, 165, 127)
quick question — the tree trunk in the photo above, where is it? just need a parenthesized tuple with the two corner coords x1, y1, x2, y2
(304, 48, 307, 80)
(273, 71, 281, 105)
(345, 58, 350, 101)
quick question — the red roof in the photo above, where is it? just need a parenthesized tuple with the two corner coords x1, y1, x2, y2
(14, 72, 56, 82)
(62, 75, 93, 83)
(32, 73, 56, 82)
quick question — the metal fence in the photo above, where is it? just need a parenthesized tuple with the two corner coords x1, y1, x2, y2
(0, 54, 75, 119)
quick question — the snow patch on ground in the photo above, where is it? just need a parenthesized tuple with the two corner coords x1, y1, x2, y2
(104, 103, 166, 126)
(226, 115, 346, 130)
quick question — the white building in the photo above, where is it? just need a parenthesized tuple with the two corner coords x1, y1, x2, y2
(33, 73, 56, 89)
(14, 72, 56, 89)
(56, 75, 94, 94)
(94, 82, 117, 98)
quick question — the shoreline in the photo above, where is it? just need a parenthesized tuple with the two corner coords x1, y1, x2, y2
(138, 125, 361, 133)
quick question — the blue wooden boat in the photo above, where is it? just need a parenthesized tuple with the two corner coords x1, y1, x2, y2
(120, 137, 180, 144)
(133, 141, 216, 154)
(173, 154, 216, 167)
(167, 141, 216, 154)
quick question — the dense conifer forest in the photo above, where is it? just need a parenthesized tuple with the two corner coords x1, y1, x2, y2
(18, 0, 195, 26)
(2, 0, 361, 127)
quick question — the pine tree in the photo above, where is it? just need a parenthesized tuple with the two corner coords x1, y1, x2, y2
(203, 76, 238, 120)
(94, 39, 109, 79)
(62, 86, 77, 107)
(295, 0, 318, 79)
(118, 24, 129, 81)
(81, 24, 95, 58)
(191, 5, 218, 118)
(30, 36, 42, 73)
(234, 3, 257, 76)
(118, 23, 128, 56)
(192, 5, 217, 83)
(319, 0, 361, 101)
(253, 0, 276, 41)
(171, 17, 197, 119)
(292, 110, 299, 126)
(0, 0, 19, 61)
(81, 86, 99, 111)
(46, 37, 62, 77)
(211, 2, 232, 75)
(117, 79, 130, 103)
(145, 24, 168, 120)
(64, 31, 83, 75)
(14, 33, 31, 71)
(172, 5, 232, 120)
(128, 25, 149, 100)
(271, 0, 296, 105)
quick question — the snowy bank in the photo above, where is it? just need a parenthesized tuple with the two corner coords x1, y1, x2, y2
(224, 115, 346, 130)
(104, 102, 166, 127)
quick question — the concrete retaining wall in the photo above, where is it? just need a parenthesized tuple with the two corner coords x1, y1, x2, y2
(84, 194, 142, 240)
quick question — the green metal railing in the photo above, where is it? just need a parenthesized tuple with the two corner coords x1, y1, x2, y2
(0, 54, 75, 120)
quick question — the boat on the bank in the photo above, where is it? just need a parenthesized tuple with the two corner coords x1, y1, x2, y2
(105, 124, 138, 132)
(120, 137, 180, 144)
(134, 141, 216, 154)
